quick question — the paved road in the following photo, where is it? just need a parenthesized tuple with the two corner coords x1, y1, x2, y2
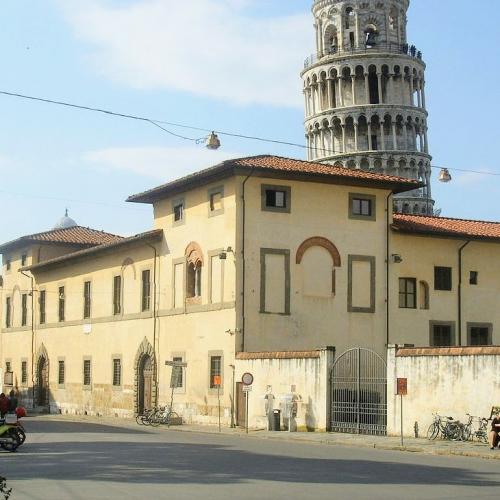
(1, 418, 499, 500)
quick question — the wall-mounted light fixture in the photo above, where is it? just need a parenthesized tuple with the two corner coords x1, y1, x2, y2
(391, 254, 403, 264)
(219, 246, 234, 260)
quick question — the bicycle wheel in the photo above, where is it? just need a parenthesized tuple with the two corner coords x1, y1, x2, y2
(166, 411, 180, 427)
(427, 423, 439, 440)
(149, 411, 161, 427)
(14, 427, 26, 445)
(477, 431, 488, 444)
(461, 425, 472, 442)
(136, 414, 144, 425)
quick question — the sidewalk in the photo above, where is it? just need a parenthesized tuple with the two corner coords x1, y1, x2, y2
(31, 413, 500, 461)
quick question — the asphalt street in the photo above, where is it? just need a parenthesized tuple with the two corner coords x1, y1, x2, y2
(1, 418, 499, 500)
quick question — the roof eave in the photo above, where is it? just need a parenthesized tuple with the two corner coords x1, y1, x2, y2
(22, 230, 163, 273)
(391, 226, 500, 243)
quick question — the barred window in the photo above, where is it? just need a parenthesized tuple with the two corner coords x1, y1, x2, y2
(58, 360, 65, 385)
(83, 359, 91, 386)
(172, 357, 184, 388)
(21, 361, 28, 385)
(434, 267, 452, 291)
(112, 358, 121, 387)
(83, 281, 91, 319)
(209, 356, 222, 388)
(113, 276, 122, 315)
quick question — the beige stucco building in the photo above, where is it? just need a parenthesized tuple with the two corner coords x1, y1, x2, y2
(1, 155, 499, 432)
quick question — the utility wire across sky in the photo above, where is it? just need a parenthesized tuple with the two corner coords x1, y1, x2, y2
(1, 90, 499, 178)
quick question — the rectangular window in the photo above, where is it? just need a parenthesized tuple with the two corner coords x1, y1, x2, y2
(172, 356, 184, 388)
(431, 324, 454, 347)
(21, 293, 28, 326)
(210, 192, 222, 212)
(173, 198, 185, 225)
(113, 276, 122, 315)
(5, 297, 11, 328)
(469, 271, 478, 285)
(112, 358, 121, 387)
(58, 286, 65, 322)
(434, 267, 452, 291)
(467, 324, 492, 346)
(348, 255, 376, 313)
(209, 356, 222, 388)
(141, 270, 151, 312)
(83, 281, 91, 319)
(349, 193, 376, 221)
(208, 186, 224, 217)
(5, 361, 11, 373)
(21, 361, 28, 385)
(261, 184, 291, 213)
(83, 359, 91, 386)
(58, 360, 65, 385)
(21, 254, 27, 266)
(6, 259, 11, 271)
(399, 278, 416, 309)
(39, 290, 46, 324)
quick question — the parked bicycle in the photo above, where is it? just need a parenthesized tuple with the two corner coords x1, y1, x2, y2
(461, 414, 489, 443)
(426, 413, 462, 440)
(136, 406, 181, 427)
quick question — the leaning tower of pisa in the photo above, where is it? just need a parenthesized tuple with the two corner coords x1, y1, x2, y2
(301, 0, 433, 214)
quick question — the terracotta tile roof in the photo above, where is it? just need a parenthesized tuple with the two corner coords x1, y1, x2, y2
(128, 155, 421, 203)
(396, 346, 500, 357)
(236, 350, 321, 360)
(392, 214, 500, 242)
(0, 226, 124, 253)
(24, 229, 163, 272)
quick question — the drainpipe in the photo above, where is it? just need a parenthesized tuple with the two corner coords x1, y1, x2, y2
(145, 242, 159, 399)
(385, 192, 392, 348)
(458, 241, 471, 346)
(20, 270, 35, 409)
(240, 167, 255, 353)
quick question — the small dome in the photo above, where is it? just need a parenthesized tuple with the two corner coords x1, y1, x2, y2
(54, 209, 77, 230)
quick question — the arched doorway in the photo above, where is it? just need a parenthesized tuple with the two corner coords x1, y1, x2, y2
(138, 355, 153, 414)
(37, 356, 49, 407)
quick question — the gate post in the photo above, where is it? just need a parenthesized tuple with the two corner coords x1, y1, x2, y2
(321, 346, 335, 432)
(356, 347, 361, 434)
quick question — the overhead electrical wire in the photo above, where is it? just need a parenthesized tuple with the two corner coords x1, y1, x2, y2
(1, 89, 499, 178)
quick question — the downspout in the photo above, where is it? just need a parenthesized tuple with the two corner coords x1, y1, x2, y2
(20, 270, 35, 408)
(241, 167, 255, 353)
(386, 192, 392, 348)
(458, 240, 471, 346)
(145, 242, 159, 398)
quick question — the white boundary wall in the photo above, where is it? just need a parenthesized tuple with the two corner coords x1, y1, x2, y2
(387, 345, 500, 437)
(235, 348, 334, 431)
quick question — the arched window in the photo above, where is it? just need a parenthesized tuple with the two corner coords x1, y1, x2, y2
(402, 203, 410, 214)
(185, 242, 204, 301)
(419, 281, 430, 309)
(365, 25, 378, 47)
(296, 237, 341, 298)
(345, 7, 354, 29)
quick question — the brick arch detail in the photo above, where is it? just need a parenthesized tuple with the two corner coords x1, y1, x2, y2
(296, 237, 341, 267)
(185, 241, 204, 266)
(133, 337, 157, 415)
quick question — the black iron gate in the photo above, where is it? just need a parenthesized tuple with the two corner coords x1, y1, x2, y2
(330, 348, 387, 435)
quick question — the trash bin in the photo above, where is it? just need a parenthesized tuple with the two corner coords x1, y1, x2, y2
(271, 409, 281, 431)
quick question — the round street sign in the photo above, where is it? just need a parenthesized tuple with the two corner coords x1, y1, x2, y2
(241, 372, 254, 386)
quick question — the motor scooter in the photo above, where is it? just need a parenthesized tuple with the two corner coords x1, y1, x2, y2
(0, 414, 20, 452)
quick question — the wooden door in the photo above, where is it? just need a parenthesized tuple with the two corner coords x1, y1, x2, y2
(236, 382, 246, 426)
(139, 356, 153, 413)
(38, 357, 48, 406)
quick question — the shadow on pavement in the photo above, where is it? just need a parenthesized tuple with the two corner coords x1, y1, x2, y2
(3, 438, 499, 487)
(21, 418, 149, 435)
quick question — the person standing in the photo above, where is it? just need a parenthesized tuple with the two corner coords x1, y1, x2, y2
(7, 390, 18, 413)
(0, 393, 8, 418)
(489, 411, 500, 450)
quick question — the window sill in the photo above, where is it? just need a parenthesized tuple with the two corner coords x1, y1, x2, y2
(186, 297, 202, 306)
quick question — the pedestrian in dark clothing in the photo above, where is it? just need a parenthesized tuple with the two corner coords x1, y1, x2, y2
(0, 393, 8, 417)
(8, 390, 18, 413)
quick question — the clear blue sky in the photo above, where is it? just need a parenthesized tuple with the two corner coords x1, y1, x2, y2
(0, 0, 498, 248)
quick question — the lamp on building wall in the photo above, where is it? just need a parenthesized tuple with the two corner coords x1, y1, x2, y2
(391, 254, 403, 264)
(219, 247, 234, 260)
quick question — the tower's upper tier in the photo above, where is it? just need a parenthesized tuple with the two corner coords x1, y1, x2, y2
(310, 0, 413, 62)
